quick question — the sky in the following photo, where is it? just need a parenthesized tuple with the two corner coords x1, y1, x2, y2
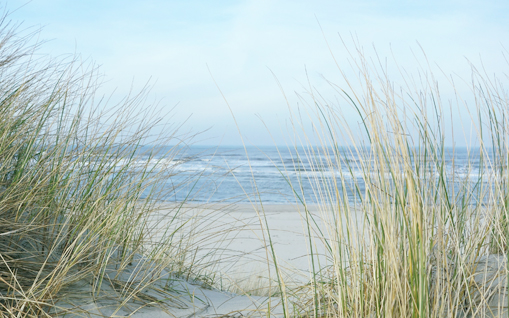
(6, 0, 509, 146)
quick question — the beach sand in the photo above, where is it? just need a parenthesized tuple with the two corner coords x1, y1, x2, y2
(149, 203, 330, 286)
(56, 203, 326, 317)
(54, 203, 509, 317)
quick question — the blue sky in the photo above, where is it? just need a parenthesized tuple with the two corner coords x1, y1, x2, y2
(7, 0, 509, 146)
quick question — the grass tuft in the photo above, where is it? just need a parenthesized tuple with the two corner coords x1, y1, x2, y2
(0, 14, 206, 316)
(252, 43, 509, 317)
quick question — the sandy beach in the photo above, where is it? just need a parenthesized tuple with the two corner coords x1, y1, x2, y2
(149, 203, 330, 286)
(29, 202, 509, 317)
(53, 203, 329, 317)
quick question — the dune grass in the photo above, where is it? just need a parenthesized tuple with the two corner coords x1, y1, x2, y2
(0, 17, 214, 317)
(248, 45, 509, 317)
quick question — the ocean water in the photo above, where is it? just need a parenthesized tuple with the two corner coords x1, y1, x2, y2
(135, 145, 501, 204)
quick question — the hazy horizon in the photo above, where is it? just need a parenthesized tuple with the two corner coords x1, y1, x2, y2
(8, 0, 509, 146)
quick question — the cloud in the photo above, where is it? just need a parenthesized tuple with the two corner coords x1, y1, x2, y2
(8, 0, 509, 145)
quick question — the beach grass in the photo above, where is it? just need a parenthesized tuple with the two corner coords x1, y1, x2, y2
(249, 42, 509, 317)
(0, 17, 214, 316)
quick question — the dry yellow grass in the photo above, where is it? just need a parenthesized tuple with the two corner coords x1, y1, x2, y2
(248, 41, 509, 317)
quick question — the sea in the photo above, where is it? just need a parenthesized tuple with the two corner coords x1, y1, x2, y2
(131, 145, 501, 205)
